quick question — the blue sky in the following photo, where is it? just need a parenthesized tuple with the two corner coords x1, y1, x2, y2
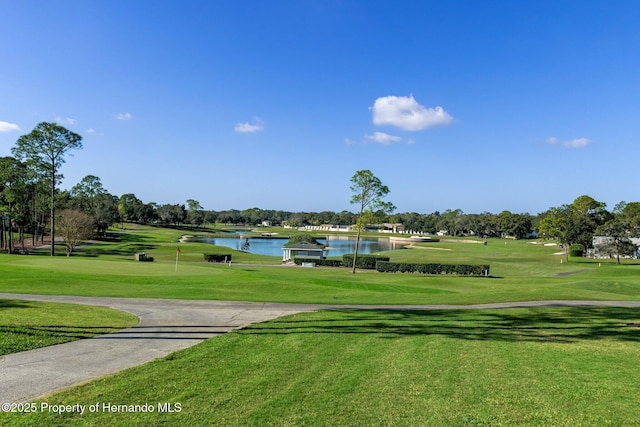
(1, 0, 639, 215)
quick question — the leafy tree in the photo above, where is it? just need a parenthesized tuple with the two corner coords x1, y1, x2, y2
(203, 210, 219, 225)
(349, 170, 395, 274)
(12, 122, 82, 256)
(335, 210, 356, 227)
(118, 193, 144, 225)
(187, 199, 204, 226)
(157, 204, 186, 225)
(568, 195, 611, 250)
(619, 202, 640, 235)
(286, 212, 306, 228)
(57, 209, 94, 256)
(597, 213, 638, 264)
(135, 202, 158, 223)
(539, 195, 610, 261)
(538, 205, 573, 261)
(495, 211, 533, 239)
(468, 212, 500, 237)
(70, 175, 107, 215)
(217, 209, 242, 224)
(29, 175, 49, 246)
(438, 209, 464, 236)
(241, 207, 264, 225)
(596, 219, 628, 264)
(94, 193, 120, 236)
(0, 157, 29, 252)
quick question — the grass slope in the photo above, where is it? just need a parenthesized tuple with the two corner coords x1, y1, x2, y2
(3, 307, 640, 426)
(0, 299, 137, 355)
(2, 225, 640, 426)
(1, 230, 639, 304)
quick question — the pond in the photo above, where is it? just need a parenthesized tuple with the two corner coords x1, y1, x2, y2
(196, 235, 396, 257)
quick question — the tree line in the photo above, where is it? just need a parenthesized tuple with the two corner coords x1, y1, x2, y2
(1, 123, 639, 258)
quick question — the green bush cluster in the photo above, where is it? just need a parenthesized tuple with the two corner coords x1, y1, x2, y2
(376, 261, 490, 276)
(569, 243, 584, 257)
(293, 258, 343, 267)
(204, 253, 232, 262)
(342, 254, 391, 270)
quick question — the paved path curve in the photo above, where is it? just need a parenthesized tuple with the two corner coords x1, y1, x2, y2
(2, 292, 640, 403)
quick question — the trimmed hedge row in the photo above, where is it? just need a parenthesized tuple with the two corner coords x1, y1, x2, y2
(293, 258, 344, 267)
(376, 261, 490, 276)
(204, 253, 232, 262)
(292, 254, 391, 269)
(342, 254, 391, 270)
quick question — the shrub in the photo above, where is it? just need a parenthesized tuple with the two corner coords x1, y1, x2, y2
(569, 243, 584, 257)
(376, 261, 490, 276)
(342, 254, 390, 270)
(204, 253, 232, 263)
(375, 261, 398, 273)
(294, 258, 343, 267)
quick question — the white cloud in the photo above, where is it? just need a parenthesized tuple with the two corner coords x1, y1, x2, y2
(115, 112, 133, 120)
(86, 128, 95, 133)
(371, 95, 453, 131)
(547, 136, 591, 148)
(55, 116, 76, 125)
(365, 132, 402, 145)
(0, 121, 21, 132)
(234, 118, 264, 133)
(564, 138, 591, 148)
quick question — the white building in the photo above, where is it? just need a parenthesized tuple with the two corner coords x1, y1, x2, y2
(591, 236, 640, 259)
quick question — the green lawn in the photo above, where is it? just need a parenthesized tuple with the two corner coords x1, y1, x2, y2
(0, 299, 138, 355)
(2, 225, 640, 426)
(3, 307, 640, 426)
(1, 231, 639, 304)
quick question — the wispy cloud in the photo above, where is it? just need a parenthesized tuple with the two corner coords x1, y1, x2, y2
(547, 136, 591, 148)
(115, 112, 133, 121)
(371, 95, 453, 131)
(0, 121, 21, 133)
(86, 128, 95, 134)
(234, 117, 264, 133)
(55, 116, 76, 125)
(365, 132, 402, 145)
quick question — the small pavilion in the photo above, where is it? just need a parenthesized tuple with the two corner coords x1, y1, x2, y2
(282, 241, 326, 262)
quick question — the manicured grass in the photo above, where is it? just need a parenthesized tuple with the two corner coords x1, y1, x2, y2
(2, 225, 640, 425)
(4, 307, 640, 426)
(0, 299, 138, 355)
(1, 242, 639, 304)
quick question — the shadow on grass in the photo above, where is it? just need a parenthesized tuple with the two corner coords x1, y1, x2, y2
(0, 325, 126, 337)
(0, 299, 32, 309)
(97, 231, 153, 244)
(238, 307, 640, 344)
(0, 325, 129, 355)
(79, 243, 158, 257)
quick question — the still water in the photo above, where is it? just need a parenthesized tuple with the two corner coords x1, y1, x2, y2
(197, 235, 394, 257)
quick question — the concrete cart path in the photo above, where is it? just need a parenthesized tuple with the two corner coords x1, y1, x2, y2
(0, 293, 323, 403)
(2, 293, 640, 403)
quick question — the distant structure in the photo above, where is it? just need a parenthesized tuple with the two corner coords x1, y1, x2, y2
(282, 241, 326, 262)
